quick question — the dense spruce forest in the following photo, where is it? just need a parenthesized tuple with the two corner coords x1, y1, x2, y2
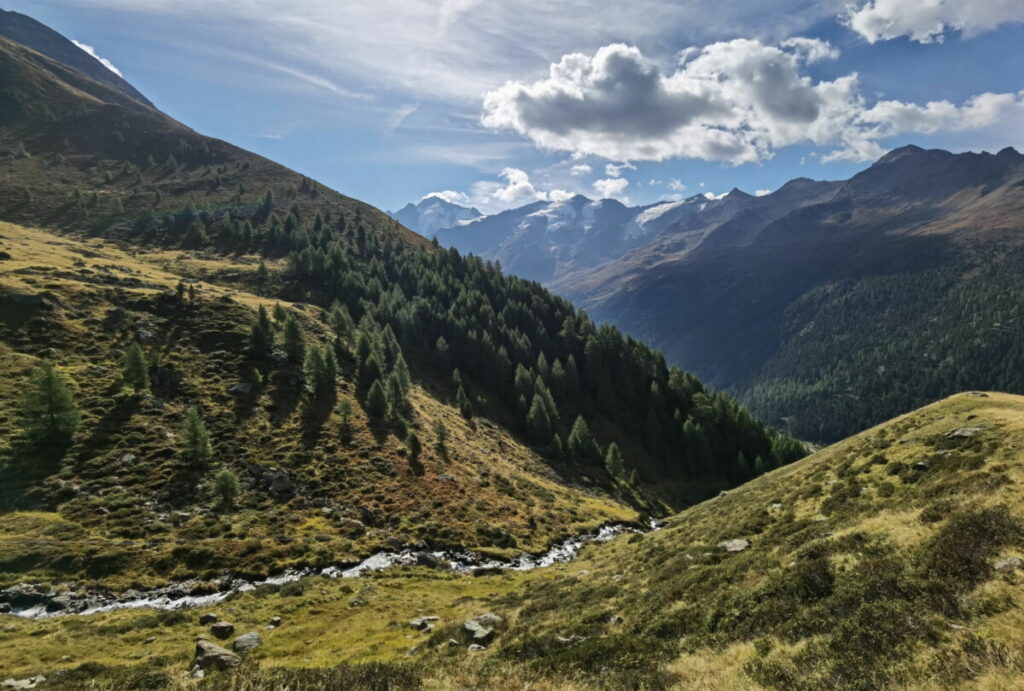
(742, 247, 1024, 441)
(80, 188, 806, 501)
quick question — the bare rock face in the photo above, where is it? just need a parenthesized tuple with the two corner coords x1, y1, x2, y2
(193, 639, 241, 671)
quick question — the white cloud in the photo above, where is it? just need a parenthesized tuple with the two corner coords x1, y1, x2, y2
(755, 188, 771, 196)
(668, 178, 687, 191)
(593, 177, 630, 199)
(62, 0, 842, 104)
(71, 39, 123, 77)
(462, 167, 572, 212)
(604, 162, 636, 177)
(386, 103, 419, 130)
(481, 39, 1024, 164)
(570, 164, 593, 176)
(846, 0, 1024, 43)
(423, 190, 471, 205)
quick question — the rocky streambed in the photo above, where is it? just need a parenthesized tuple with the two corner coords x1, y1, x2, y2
(1, 521, 660, 619)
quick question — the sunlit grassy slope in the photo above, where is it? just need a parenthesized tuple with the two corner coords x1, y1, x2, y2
(0, 220, 640, 590)
(4, 390, 1024, 689)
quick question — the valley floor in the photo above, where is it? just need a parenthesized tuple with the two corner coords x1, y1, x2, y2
(5, 392, 1024, 688)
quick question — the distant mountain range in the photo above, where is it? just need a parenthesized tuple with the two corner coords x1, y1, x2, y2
(406, 145, 1024, 442)
(389, 195, 482, 238)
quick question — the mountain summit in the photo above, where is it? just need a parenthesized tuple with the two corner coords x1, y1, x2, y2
(0, 9, 152, 107)
(389, 195, 482, 237)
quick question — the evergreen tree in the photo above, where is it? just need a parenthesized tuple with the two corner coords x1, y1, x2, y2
(181, 407, 212, 469)
(273, 302, 287, 324)
(338, 398, 353, 442)
(329, 300, 354, 342)
(433, 419, 448, 450)
(405, 430, 422, 462)
(249, 305, 275, 358)
(605, 442, 625, 478)
(754, 455, 767, 477)
(304, 344, 337, 400)
(526, 394, 552, 442)
(123, 342, 149, 392)
(567, 415, 601, 464)
(283, 314, 306, 364)
(19, 361, 80, 447)
(364, 379, 388, 422)
(256, 260, 269, 288)
(214, 469, 240, 508)
(175, 280, 187, 302)
(456, 385, 473, 419)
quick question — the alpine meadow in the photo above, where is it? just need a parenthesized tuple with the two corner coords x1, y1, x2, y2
(1, 3, 1023, 690)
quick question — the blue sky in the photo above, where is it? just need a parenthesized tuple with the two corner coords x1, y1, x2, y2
(10, 1, 1024, 213)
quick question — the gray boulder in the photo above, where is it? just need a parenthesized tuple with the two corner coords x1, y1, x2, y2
(1, 677, 46, 690)
(0, 603, 10, 614)
(194, 639, 241, 671)
(463, 613, 502, 644)
(210, 621, 235, 639)
(718, 538, 750, 552)
(227, 382, 252, 395)
(945, 427, 982, 439)
(995, 556, 1022, 572)
(468, 644, 487, 652)
(269, 616, 282, 628)
(199, 613, 219, 625)
(233, 632, 262, 653)
(410, 616, 439, 631)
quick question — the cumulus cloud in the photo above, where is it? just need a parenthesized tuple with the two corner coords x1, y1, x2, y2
(570, 164, 593, 176)
(481, 39, 1024, 163)
(593, 177, 630, 199)
(71, 40, 123, 77)
(465, 168, 572, 211)
(846, 0, 1024, 43)
(424, 190, 471, 205)
(668, 178, 687, 191)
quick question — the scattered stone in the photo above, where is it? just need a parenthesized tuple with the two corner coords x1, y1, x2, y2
(210, 621, 235, 639)
(410, 616, 439, 631)
(468, 644, 486, 652)
(945, 427, 982, 439)
(718, 490, 728, 498)
(233, 632, 262, 653)
(718, 538, 750, 552)
(269, 616, 282, 628)
(964, 392, 989, 398)
(447, 639, 460, 647)
(0, 603, 10, 614)
(189, 667, 205, 680)
(1, 676, 46, 689)
(349, 597, 365, 607)
(136, 329, 156, 344)
(119, 453, 137, 464)
(464, 613, 501, 644)
(609, 614, 624, 625)
(194, 639, 241, 671)
(227, 382, 252, 395)
(995, 557, 1022, 572)
(199, 613, 219, 625)
(555, 635, 586, 646)
(144, 636, 155, 644)
(912, 461, 930, 471)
